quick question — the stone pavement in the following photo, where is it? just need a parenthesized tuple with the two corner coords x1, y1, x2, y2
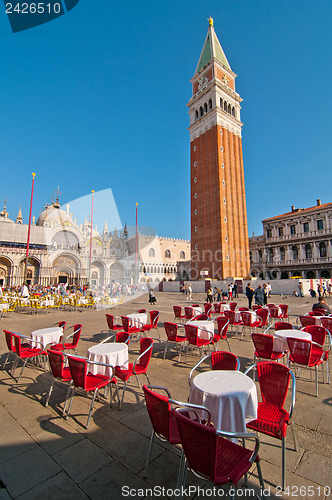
(0, 292, 331, 500)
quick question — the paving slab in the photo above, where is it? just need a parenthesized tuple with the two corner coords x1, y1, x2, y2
(16, 472, 89, 500)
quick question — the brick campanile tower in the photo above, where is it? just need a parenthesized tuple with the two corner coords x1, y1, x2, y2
(188, 18, 250, 280)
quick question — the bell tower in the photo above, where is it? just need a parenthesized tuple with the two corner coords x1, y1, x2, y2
(188, 18, 249, 279)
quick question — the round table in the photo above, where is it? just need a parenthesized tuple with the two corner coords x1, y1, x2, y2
(273, 329, 311, 353)
(127, 313, 148, 328)
(188, 320, 214, 340)
(88, 343, 129, 376)
(30, 327, 63, 349)
(189, 370, 257, 433)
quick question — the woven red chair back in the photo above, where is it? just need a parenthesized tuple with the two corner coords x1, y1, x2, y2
(116, 332, 130, 344)
(173, 306, 183, 319)
(138, 309, 147, 313)
(309, 310, 325, 316)
(224, 310, 235, 325)
(216, 316, 229, 339)
(184, 307, 194, 320)
(106, 314, 115, 329)
(185, 324, 199, 346)
(278, 304, 289, 317)
(256, 361, 290, 408)
(150, 310, 159, 327)
(59, 321, 66, 330)
(211, 351, 238, 370)
(137, 338, 153, 370)
(229, 302, 237, 311)
(241, 311, 252, 327)
(4, 330, 14, 351)
(71, 324, 82, 348)
(275, 322, 293, 331)
(68, 356, 87, 389)
(321, 317, 332, 335)
(238, 307, 249, 312)
(267, 304, 275, 309)
(13, 334, 24, 357)
(192, 314, 208, 321)
(143, 385, 172, 441)
(121, 316, 130, 332)
(302, 325, 326, 346)
(214, 303, 221, 313)
(252, 333, 274, 359)
(204, 303, 212, 316)
(299, 316, 316, 328)
(269, 307, 280, 319)
(47, 349, 66, 379)
(256, 308, 269, 325)
(164, 322, 178, 341)
(287, 338, 312, 366)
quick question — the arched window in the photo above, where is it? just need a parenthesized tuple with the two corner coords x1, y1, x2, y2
(200, 106, 204, 117)
(195, 110, 198, 120)
(268, 248, 274, 262)
(228, 104, 231, 114)
(224, 101, 227, 111)
(220, 97, 223, 108)
(292, 245, 298, 260)
(204, 102, 208, 113)
(180, 251, 185, 259)
(319, 242, 327, 258)
(231, 106, 235, 117)
(208, 98, 212, 110)
(148, 248, 155, 257)
(305, 244, 312, 259)
(146, 266, 150, 274)
(280, 247, 285, 261)
(165, 249, 171, 258)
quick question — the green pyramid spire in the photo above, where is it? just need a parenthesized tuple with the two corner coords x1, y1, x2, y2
(195, 18, 231, 74)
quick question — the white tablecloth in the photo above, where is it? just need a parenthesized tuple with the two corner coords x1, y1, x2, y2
(273, 329, 312, 353)
(189, 370, 257, 433)
(127, 313, 148, 328)
(88, 343, 128, 376)
(30, 327, 63, 349)
(220, 304, 230, 312)
(188, 320, 214, 340)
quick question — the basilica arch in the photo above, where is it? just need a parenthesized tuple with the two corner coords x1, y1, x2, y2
(19, 257, 41, 285)
(0, 256, 13, 286)
(90, 260, 106, 287)
(51, 254, 81, 285)
(109, 262, 125, 283)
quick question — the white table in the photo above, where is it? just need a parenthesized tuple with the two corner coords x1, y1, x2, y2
(189, 370, 257, 433)
(127, 312, 148, 328)
(273, 329, 312, 353)
(30, 327, 63, 349)
(220, 304, 230, 313)
(88, 343, 129, 376)
(188, 320, 214, 340)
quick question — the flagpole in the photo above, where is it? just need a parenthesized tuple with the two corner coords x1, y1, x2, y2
(88, 190, 95, 287)
(135, 202, 138, 284)
(24, 173, 36, 284)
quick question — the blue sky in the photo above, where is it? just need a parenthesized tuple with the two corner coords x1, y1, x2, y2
(0, 0, 331, 239)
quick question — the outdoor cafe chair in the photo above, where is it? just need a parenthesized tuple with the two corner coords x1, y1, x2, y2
(163, 322, 187, 362)
(51, 324, 82, 355)
(274, 322, 294, 331)
(184, 307, 195, 321)
(278, 304, 289, 320)
(297, 315, 316, 328)
(45, 349, 73, 413)
(229, 301, 237, 311)
(174, 407, 264, 498)
(245, 361, 297, 490)
(105, 314, 123, 334)
(301, 325, 331, 383)
(215, 316, 231, 351)
(287, 338, 324, 397)
(184, 324, 215, 363)
(251, 332, 285, 364)
(121, 316, 142, 338)
(99, 331, 131, 345)
(141, 310, 160, 339)
(223, 309, 242, 336)
(114, 337, 154, 410)
(173, 306, 186, 324)
(204, 303, 213, 317)
(11, 332, 44, 383)
(189, 350, 240, 386)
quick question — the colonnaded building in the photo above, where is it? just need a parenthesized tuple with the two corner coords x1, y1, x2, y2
(249, 200, 332, 279)
(0, 201, 190, 287)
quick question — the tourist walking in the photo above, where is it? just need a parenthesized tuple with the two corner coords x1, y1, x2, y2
(187, 283, 193, 300)
(206, 286, 213, 303)
(245, 283, 254, 309)
(233, 282, 238, 298)
(227, 283, 233, 301)
(254, 285, 265, 307)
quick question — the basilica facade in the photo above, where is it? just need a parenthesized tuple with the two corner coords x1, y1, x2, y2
(0, 201, 190, 287)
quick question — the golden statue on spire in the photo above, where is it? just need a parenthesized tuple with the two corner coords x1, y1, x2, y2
(208, 17, 213, 27)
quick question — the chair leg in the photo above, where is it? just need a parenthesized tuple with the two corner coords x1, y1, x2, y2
(45, 378, 55, 407)
(163, 342, 168, 360)
(315, 366, 318, 397)
(256, 460, 265, 491)
(119, 381, 128, 410)
(143, 430, 155, 477)
(2, 352, 10, 370)
(65, 387, 76, 419)
(17, 358, 28, 383)
(226, 338, 232, 353)
(176, 451, 186, 490)
(291, 421, 298, 451)
(86, 389, 98, 429)
(145, 373, 150, 385)
(11, 356, 19, 377)
(282, 436, 286, 490)
(63, 381, 73, 415)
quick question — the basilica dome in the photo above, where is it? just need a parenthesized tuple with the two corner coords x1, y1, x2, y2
(36, 202, 73, 227)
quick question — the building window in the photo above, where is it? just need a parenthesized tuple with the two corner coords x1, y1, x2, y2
(268, 248, 274, 262)
(278, 227, 284, 236)
(204, 102, 208, 113)
(290, 225, 296, 235)
(223, 198, 226, 204)
(222, 180, 225, 186)
(231, 106, 235, 117)
(303, 222, 309, 233)
(319, 242, 327, 258)
(224, 101, 227, 111)
(224, 217, 227, 222)
(195, 110, 198, 120)
(194, 193, 197, 199)
(194, 177, 197, 183)
(266, 229, 272, 238)
(194, 161, 197, 166)
(194, 209, 197, 215)
(165, 249, 171, 258)
(225, 236, 228, 241)
(221, 163, 224, 168)
(209, 98, 212, 110)
(195, 226, 198, 232)
(280, 247, 285, 261)
(195, 262, 198, 268)
(180, 251, 185, 259)
(317, 219, 324, 230)
(148, 248, 155, 257)
(200, 106, 204, 117)
(193, 146, 196, 151)
(195, 244, 198, 250)
(305, 244, 312, 259)
(292, 245, 298, 260)
(220, 98, 223, 108)
(220, 129, 223, 135)
(226, 255, 229, 261)
(220, 146, 223, 152)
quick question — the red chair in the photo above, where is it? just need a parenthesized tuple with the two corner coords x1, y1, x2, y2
(298, 315, 316, 328)
(11, 333, 44, 383)
(142, 385, 210, 477)
(66, 355, 119, 428)
(106, 314, 123, 333)
(241, 311, 262, 339)
(115, 338, 154, 409)
(287, 338, 324, 397)
(309, 309, 325, 316)
(256, 308, 269, 328)
(245, 361, 297, 490)
(238, 307, 249, 312)
(252, 305, 260, 311)
(301, 325, 331, 383)
(163, 322, 188, 361)
(224, 309, 242, 335)
(275, 322, 293, 331)
(45, 349, 72, 412)
(51, 324, 82, 354)
(192, 304, 200, 308)
(216, 316, 231, 351)
(173, 306, 186, 324)
(278, 304, 289, 320)
(267, 303, 275, 309)
(121, 316, 142, 337)
(321, 316, 332, 335)
(204, 303, 213, 317)
(174, 407, 264, 496)
(184, 324, 214, 362)
(251, 333, 285, 363)
(99, 331, 131, 345)
(229, 301, 237, 311)
(137, 309, 147, 313)
(269, 306, 282, 323)
(189, 350, 240, 386)
(3, 330, 29, 372)
(213, 303, 221, 314)
(141, 310, 160, 339)
(190, 313, 208, 321)
(184, 307, 195, 321)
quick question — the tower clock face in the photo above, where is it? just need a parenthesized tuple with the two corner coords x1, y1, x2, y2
(198, 76, 208, 90)
(222, 75, 229, 85)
